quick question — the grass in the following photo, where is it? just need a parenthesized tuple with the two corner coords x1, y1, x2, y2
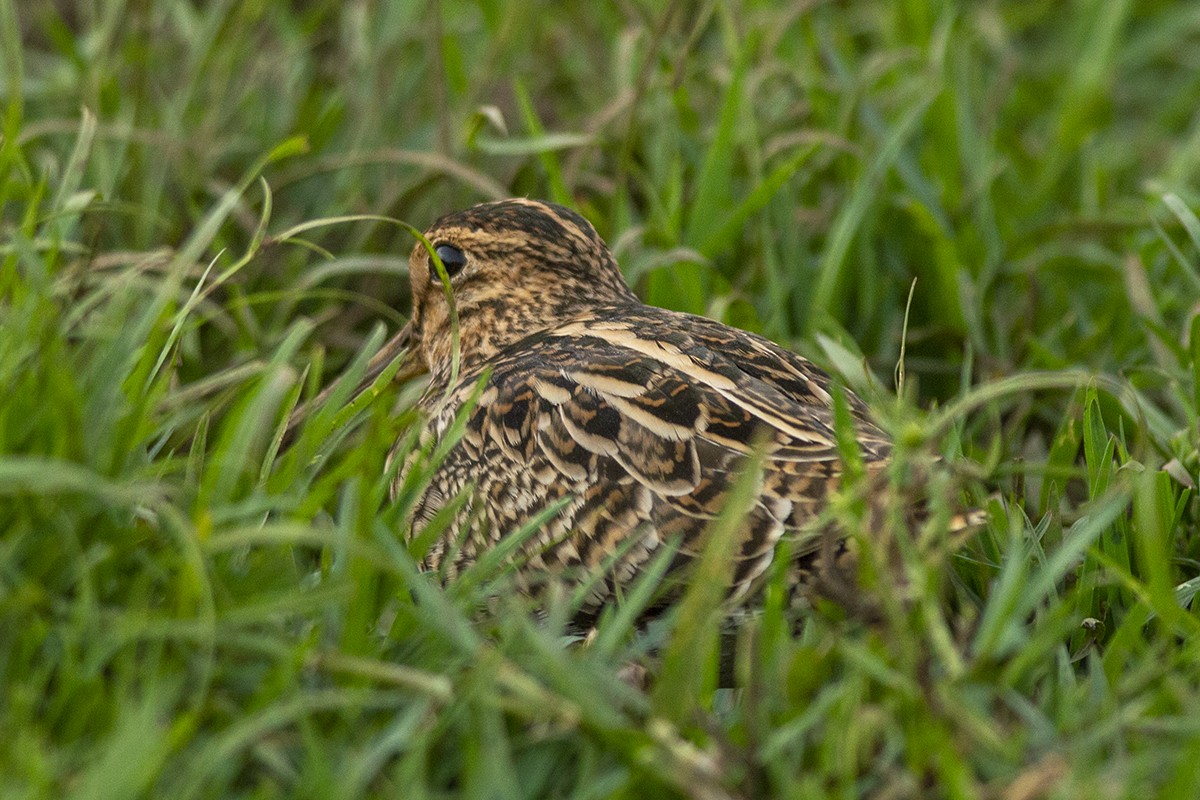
(3, 0, 1200, 797)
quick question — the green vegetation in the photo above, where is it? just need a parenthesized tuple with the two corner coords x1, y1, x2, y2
(3, 1, 1200, 797)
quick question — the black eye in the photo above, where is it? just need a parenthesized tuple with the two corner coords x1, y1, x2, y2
(433, 244, 467, 279)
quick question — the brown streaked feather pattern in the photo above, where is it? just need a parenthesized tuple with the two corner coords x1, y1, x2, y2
(392, 201, 893, 621)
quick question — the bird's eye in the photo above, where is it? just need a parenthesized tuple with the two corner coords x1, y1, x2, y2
(432, 244, 467, 280)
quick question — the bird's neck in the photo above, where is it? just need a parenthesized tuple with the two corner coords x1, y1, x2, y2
(421, 286, 638, 393)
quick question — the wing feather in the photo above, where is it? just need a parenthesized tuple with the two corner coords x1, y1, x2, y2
(408, 303, 891, 602)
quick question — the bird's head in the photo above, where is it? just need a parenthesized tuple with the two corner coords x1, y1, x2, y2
(351, 199, 637, 396)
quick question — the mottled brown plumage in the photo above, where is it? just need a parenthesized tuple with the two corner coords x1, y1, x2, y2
(372, 198, 893, 618)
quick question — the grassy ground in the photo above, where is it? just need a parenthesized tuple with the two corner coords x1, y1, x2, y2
(3, 1, 1200, 797)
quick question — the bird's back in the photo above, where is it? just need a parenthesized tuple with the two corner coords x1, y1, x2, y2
(399, 303, 891, 612)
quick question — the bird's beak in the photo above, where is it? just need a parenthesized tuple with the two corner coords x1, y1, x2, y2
(283, 321, 425, 445)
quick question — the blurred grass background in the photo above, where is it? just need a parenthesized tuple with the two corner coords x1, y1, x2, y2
(3, 1, 1200, 798)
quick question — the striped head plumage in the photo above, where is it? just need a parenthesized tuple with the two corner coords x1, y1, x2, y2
(405, 199, 637, 392)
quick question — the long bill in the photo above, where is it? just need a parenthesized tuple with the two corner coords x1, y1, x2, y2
(282, 321, 425, 446)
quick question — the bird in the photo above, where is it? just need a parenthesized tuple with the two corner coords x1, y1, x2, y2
(321, 198, 895, 622)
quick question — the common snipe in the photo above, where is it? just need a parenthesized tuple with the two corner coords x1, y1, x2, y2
(335, 198, 895, 617)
